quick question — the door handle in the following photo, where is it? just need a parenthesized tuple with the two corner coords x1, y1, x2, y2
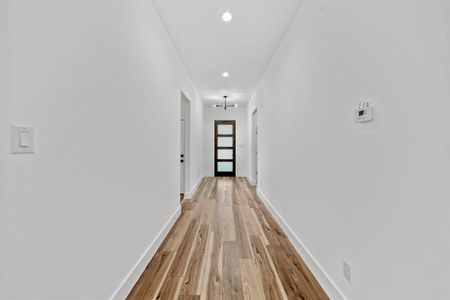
(181, 160, 184, 163)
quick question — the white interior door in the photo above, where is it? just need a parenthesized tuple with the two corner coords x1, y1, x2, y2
(180, 119, 185, 194)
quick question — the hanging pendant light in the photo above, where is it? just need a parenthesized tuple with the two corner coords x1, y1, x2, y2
(213, 95, 238, 110)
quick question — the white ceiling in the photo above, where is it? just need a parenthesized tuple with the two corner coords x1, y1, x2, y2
(152, 0, 303, 106)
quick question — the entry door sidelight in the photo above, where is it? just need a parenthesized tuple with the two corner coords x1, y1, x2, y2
(214, 120, 236, 177)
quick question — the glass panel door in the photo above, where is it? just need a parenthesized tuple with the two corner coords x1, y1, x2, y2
(217, 149, 233, 160)
(215, 120, 236, 177)
(217, 124, 233, 135)
(217, 161, 233, 172)
(217, 137, 233, 147)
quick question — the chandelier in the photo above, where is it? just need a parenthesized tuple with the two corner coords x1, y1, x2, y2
(213, 96, 238, 110)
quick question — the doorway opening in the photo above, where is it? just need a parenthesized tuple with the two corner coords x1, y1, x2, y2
(180, 92, 191, 201)
(251, 109, 258, 184)
(214, 120, 236, 177)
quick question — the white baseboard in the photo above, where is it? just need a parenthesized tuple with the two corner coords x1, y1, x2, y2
(184, 176, 204, 199)
(110, 206, 182, 300)
(256, 188, 347, 300)
(245, 176, 257, 186)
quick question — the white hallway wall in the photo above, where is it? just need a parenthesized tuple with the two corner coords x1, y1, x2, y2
(250, 1, 450, 299)
(0, 0, 203, 299)
(0, 2, 9, 297)
(203, 106, 248, 177)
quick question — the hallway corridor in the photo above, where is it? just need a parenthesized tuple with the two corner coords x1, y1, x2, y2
(127, 178, 329, 300)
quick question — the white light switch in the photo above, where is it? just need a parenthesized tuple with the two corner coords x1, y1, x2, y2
(343, 260, 352, 283)
(19, 132, 30, 147)
(10, 125, 34, 154)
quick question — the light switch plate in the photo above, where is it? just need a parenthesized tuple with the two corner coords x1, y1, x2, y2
(343, 260, 352, 283)
(354, 107, 373, 123)
(354, 102, 374, 123)
(10, 125, 34, 154)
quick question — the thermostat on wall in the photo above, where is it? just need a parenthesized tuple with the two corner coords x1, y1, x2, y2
(354, 102, 373, 123)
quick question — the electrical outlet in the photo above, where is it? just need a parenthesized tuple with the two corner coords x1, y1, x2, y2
(343, 260, 352, 283)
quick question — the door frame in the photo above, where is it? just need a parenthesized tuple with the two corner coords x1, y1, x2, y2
(180, 92, 191, 196)
(214, 120, 236, 177)
(251, 109, 258, 184)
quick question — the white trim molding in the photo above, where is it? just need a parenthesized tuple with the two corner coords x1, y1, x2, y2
(110, 206, 182, 300)
(236, 172, 249, 178)
(184, 176, 204, 199)
(256, 188, 348, 300)
(245, 176, 257, 186)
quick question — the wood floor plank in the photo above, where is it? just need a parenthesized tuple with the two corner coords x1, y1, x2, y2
(222, 241, 245, 300)
(268, 244, 329, 300)
(156, 276, 183, 299)
(252, 207, 281, 246)
(206, 232, 224, 300)
(179, 224, 210, 296)
(127, 177, 329, 300)
(232, 202, 254, 259)
(199, 231, 215, 300)
(240, 259, 267, 300)
(241, 204, 262, 238)
(250, 208, 270, 245)
(163, 210, 194, 251)
(169, 217, 201, 278)
(249, 235, 287, 300)
(179, 295, 200, 300)
(126, 251, 175, 300)
(213, 205, 236, 241)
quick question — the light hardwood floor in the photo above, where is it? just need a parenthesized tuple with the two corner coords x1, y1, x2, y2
(127, 177, 329, 300)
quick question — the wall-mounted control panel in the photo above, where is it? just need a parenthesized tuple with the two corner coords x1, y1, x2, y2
(354, 102, 373, 123)
(10, 125, 34, 154)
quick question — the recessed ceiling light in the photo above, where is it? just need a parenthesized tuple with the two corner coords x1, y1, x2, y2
(222, 72, 230, 78)
(222, 12, 232, 22)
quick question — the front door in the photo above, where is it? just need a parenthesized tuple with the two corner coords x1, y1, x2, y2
(214, 120, 236, 177)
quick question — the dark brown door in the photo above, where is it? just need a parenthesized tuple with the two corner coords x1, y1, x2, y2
(214, 120, 236, 177)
